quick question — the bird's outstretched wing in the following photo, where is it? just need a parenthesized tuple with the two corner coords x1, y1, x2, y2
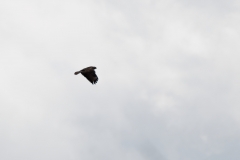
(81, 70, 98, 84)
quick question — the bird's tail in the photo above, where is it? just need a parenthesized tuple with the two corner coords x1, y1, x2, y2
(74, 71, 81, 75)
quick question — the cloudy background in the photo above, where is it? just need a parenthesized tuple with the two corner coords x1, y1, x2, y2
(1, 0, 240, 159)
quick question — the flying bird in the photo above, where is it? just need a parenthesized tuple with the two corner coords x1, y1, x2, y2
(74, 66, 98, 84)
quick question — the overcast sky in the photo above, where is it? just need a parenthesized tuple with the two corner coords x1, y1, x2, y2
(1, 0, 240, 160)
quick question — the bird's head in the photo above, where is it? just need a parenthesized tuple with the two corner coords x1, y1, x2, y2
(91, 66, 97, 69)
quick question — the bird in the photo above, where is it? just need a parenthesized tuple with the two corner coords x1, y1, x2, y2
(74, 66, 98, 84)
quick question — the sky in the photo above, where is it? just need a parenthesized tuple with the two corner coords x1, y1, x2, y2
(1, 0, 240, 159)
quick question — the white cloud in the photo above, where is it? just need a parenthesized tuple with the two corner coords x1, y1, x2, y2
(1, 0, 240, 160)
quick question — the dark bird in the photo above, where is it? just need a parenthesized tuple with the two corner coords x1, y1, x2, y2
(74, 66, 98, 84)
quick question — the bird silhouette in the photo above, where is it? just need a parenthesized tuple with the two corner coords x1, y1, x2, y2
(74, 66, 98, 84)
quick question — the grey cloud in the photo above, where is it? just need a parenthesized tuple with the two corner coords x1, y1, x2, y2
(1, 0, 240, 160)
